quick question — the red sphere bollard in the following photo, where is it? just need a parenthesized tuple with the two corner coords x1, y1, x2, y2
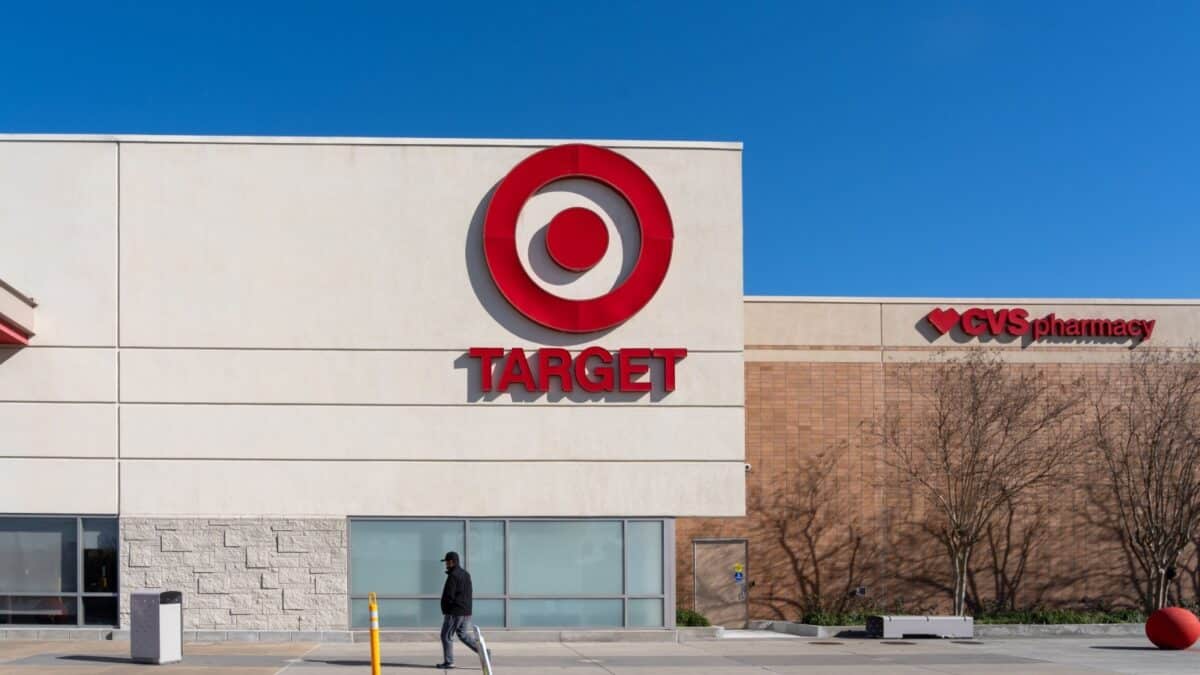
(1145, 607, 1200, 650)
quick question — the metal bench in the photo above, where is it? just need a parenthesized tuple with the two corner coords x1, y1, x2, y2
(866, 615, 974, 639)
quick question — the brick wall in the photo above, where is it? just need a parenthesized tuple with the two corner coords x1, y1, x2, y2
(677, 358, 1155, 620)
(120, 518, 348, 630)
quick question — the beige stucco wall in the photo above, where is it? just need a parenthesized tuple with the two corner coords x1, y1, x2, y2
(118, 349, 742, 406)
(0, 136, 744, 518)
(117, 142, 742, 351)
(0, 142, 118, 514)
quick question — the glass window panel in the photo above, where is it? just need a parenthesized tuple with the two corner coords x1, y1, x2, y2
(0, 518, 77, 593)
(509, 522, 621, 595)
(628, 598, 663, 627)
(627, 521, 663, 595)
(349, 598, 505, 629)
(82, 519, 118, 594)
(509, 599, 623, 627)
(0, 595, 79, 625)
(351, 598, 443, 628)
(349, 598, 369, 628)
(467, 521, 504, 595)
(350, 521, 463, 595)
(472, 599, 504, 628)
(83, 596, 118, 626)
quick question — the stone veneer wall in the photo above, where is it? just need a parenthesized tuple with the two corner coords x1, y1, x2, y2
(120, 518, 348, 630)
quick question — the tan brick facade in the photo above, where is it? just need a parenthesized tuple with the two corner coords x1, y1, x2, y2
(678, 360, 886, 619)
(678, 298, 1200, 622)
(678, 359, 1141, 620)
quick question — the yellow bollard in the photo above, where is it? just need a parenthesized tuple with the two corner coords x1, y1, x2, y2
(368, 592, 381, 675)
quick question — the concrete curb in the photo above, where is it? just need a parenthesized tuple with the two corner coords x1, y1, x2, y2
(0, 629, 129, 642)
(975, 623, 1145, 638)
(677, 627, 725, 641)
(0, 627, 724, 643)
(749, 620, 1147, 639)
(5, 624, 1142, 642)
(748, 621, 858, 638)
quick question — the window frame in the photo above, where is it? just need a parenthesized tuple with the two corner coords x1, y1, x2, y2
(0, 514, 120, 627)
(347, 517, 674, 629)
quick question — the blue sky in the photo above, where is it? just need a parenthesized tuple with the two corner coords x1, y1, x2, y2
(2, 2, 1197, 298)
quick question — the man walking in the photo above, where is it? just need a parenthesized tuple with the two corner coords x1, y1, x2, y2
(437, 551, 483, 669)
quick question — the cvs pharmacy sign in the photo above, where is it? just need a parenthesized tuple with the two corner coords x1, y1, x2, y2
(926, 307, 1156, 343)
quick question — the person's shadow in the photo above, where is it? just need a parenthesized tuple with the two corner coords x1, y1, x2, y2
(57, 656, 140, 665)
(58, 655, 476, 669)
(310, 658, 478, 670)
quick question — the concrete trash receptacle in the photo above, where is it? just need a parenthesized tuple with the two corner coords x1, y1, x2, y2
(131, 591, 183, 664)
(866, 615, 973, 639)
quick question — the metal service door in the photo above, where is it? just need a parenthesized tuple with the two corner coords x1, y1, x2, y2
(693, 539, 748, 628)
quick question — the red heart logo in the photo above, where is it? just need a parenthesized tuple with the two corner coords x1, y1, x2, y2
(927, 307, 960, 335)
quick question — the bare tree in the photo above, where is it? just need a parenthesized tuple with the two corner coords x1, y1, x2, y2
(1173, 543, 1199, 610)
(878, 349, 1083, 615)
(748, 449, 875, 621)
(968, 495, 1049, 612)
(1089, 348, 1200, 612)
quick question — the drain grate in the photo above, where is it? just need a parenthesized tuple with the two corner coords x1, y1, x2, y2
(952, 640, 985, 645)
(809, 641, 844, 645)
(881, 640, 917, 645)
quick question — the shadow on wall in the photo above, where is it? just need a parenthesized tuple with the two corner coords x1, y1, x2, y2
(743, 448, 882, 621)
(0, 348, 19, 367)
(524, 180, 640, 292)
(463, 183, 617, 347)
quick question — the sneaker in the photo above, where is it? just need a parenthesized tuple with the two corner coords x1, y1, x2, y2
(435, 663, 456, 669)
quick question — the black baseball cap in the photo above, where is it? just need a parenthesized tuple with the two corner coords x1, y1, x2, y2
(441, 551, 460, 563)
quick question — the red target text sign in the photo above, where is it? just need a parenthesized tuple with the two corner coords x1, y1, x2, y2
(468, 347, 687, 393)
(473, 144, 687, 395)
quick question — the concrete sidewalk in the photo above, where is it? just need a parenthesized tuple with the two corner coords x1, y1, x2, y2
(2, 633, 1199, 674)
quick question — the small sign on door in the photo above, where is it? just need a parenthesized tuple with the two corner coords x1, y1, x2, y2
(733, 562, 745, 583)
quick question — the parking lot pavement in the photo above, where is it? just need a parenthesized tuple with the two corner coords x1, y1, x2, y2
(1, 635, 1198, 674)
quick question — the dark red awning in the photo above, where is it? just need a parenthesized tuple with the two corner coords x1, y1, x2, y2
(0, 278, 36, 346)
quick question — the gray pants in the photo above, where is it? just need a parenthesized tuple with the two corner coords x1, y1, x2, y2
(440, 614, 480, 665)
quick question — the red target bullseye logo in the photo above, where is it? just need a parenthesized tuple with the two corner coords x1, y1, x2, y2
(483, 144, 674, 333)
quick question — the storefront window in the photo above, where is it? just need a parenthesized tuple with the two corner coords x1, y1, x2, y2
(350, 520, 463, 595)
(82, 519, 118, 594)
(509, 598, 623, 627)
(472, 598, 505, 628)
(628, 598, 664, 627)
(82, 597, 118, 626)
(348, 519, 670, 629)
(627, 521, 664, 595)
(509, 521, 622, 595)
(351, 598, 443, 628)
(467, 521, 504, 595)
(0, 596, 79, 625)
(0, 516, 119, 626)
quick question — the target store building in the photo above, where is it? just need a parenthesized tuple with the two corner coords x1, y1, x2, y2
(3, 135, 1196, 636)
(0, 135, 744, 634)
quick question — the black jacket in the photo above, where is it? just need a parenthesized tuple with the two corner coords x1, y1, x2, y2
(441, 566, 473, 616)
